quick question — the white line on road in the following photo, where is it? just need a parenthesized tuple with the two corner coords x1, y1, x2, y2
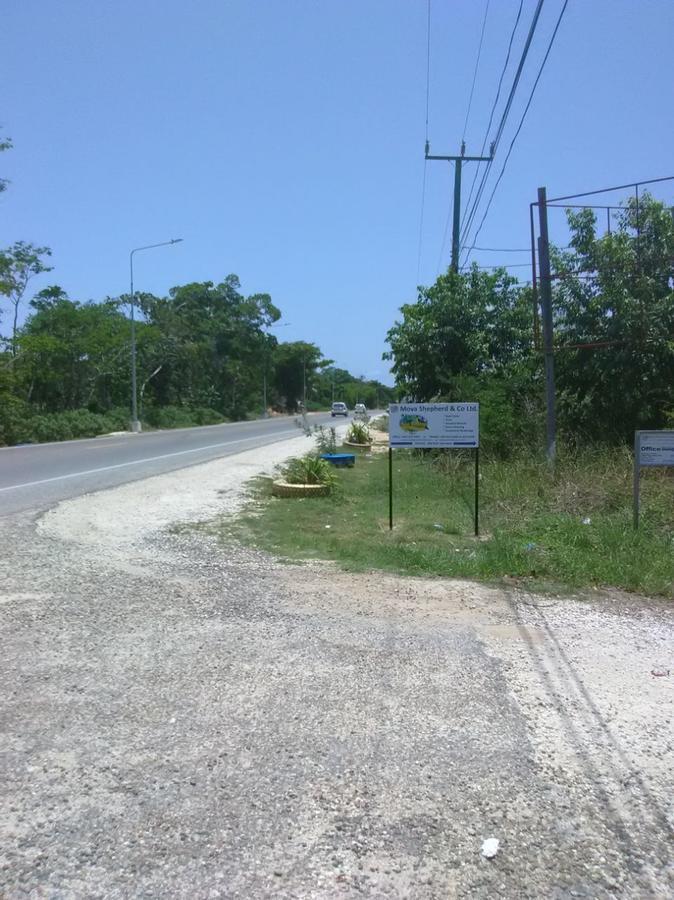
(0, 430, 299, 493)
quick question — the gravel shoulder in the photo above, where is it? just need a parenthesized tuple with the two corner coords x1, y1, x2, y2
(1, 431, 672, 898)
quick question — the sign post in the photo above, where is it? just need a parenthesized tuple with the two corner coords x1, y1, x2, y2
(633, 430, 674, 529)
(388, 447, 393, 531)
(388, 402, 480, 533)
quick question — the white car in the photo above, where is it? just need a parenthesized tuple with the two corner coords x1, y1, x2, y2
(331, 402, 348, 417)
(354, 403, 367, 416)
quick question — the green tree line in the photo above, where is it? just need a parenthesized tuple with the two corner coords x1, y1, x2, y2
(385, 194, 674, 455)
(0, 276, 393, 444)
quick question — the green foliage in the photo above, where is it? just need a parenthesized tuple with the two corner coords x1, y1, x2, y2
(282, 454, 337, 489)
(312, 425, 338, 454)
(346, 421, 371, 444)
(271, 341, 330, 412)
(551, 194, 674, 442)
(0, 242, 52, 352)
(0, 131, 11, 195)
(385, 193, 674, 452)
(143, 405, 224, 429)
(0, 407, 129, 445)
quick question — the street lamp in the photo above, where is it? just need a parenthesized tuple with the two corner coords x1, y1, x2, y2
(129, 238, 183, 432)
(263, 322, 290, 417)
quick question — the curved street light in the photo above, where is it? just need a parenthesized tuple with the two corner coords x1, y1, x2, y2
(129, 238, 183, 432)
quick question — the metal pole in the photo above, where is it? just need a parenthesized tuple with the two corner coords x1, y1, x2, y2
(474, 448, 479, 537)
(388, 448, 393, 530)
(451, 159, 462, 272)
(128, 238, 183, 434)
(529, 202, 540, 348)
(129, 252, 140, 433)
(633, 432, 640, 529)
(537, 187, 557, 466)
(263, 369, 267, 418)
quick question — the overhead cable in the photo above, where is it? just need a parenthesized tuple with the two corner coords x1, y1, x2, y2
(416, 0, 432, 283)
(461, 0, 491, 142)
(467, 0, 570, 251)
(459, 0, 546, 259)
(461, 0, 524, 228)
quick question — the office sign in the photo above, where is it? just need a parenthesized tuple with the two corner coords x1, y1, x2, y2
(389, 403, 479, 449)
(633, 430, 674, 528)
(636, 431, 674, 468)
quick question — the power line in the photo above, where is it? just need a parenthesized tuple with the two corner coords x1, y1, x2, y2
(459, 0, 546, 258)
(462, 0, 491, 143)
(460, 262, 531, 270)
(465, 245, 530, 252)
(424, 0, 431, 142)
(416, 0, 432, 283)
(467, 0, 570, 252)
(461, 0, 524, 228)
(416, 161, 428, 283)
(436, 0, 490, 275)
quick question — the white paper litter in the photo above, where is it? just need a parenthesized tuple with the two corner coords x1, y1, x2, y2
(481, 838, 500, 859)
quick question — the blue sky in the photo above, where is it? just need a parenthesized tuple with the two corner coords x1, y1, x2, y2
(2, 0, 672, 384)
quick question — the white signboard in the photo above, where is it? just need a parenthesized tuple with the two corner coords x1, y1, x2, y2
(389, 402, 479, 449)
(636, 431, 674, 468)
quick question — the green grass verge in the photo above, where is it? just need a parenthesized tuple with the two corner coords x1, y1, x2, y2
(229, 448, 674, 598)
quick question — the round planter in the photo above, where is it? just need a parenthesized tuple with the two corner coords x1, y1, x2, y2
(343, 441, 372, 451)
(272, 480, 331, 498)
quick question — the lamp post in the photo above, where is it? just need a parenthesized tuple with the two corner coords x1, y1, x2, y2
(262, 322, 290, 418)
(129, 238, 182, 432)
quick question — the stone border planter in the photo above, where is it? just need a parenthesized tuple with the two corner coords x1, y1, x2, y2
(272, 480, 331, 498)
(343, 441, 372, 451)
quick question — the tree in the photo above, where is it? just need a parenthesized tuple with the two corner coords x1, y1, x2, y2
(551, 194, 674, 440)
(0, 132, 11, 195)
(138, 276, 281, 418)
(17, 289, 132, 411)
(271, 341, 330, 411)
(0, 241, 52, 355)
(384, 267, 532, 400)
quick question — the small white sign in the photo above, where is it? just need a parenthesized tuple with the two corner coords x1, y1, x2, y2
(636, 430, 674, 468)
(389, 402, 479, 449)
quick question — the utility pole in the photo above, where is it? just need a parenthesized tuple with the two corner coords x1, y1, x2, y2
(536, 186, 556, 466)
(425, 140, 493, 272)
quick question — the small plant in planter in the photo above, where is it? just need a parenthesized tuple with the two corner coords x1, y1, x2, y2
(284, 454, 336, 487)
(272, 453, 337, 497)
(345, 422, 372, 446)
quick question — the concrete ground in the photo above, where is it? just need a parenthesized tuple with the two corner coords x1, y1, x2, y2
(1, 435, 672, 898)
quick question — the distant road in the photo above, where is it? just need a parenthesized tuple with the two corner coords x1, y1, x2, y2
(0, 413, 334, 516)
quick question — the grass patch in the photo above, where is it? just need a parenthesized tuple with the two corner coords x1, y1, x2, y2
(230, 448, 674, 598)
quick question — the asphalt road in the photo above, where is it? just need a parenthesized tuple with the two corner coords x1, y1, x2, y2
(0, 413, 335, 516)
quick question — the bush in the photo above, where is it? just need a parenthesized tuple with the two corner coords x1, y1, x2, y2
(143, 405, 224, 429)
(282, 454, 337, 490)
(346, 422, 371, 444)
(313, 425, 337, 454)
(0, 395, 34, 445)
(13, 408, 127, 444)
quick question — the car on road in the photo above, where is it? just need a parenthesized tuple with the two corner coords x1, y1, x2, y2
(331, 402, 348, 417)
(354, 403, 367, 418)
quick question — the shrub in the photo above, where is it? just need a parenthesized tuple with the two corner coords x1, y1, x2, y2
(282, 454, 337, 489)
(346, 422, 371, 444)
(313, 425, 337, 454)
(0, 395, 34, 445)
(143, 405, 224, 429)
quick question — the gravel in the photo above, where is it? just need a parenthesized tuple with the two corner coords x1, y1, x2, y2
(1, 432, 672, 898)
